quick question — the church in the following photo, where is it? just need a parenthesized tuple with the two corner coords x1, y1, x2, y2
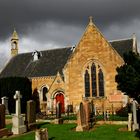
(0, 17, 138, 114)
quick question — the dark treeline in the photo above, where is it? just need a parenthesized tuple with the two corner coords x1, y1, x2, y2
(0, 77, 32, 113)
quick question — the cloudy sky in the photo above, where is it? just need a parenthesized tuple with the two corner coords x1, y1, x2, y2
(0, 0, 140, 68)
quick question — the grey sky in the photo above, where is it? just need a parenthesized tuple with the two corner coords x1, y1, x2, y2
(0, 0, 140, 68)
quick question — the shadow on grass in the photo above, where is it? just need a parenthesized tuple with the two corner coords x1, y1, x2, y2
(49, 137, 55, 140)
(135, 130, 140, 139)
(36, 122, 50, 129)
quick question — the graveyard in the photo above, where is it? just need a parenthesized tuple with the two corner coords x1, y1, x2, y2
(0, 91, 139, 140)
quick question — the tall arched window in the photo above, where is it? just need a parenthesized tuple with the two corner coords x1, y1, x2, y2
(91, 63, 96, 97)
(84, 62, 105, 97)
(98, 69, 104, 96)
(84, 70, 90, 97)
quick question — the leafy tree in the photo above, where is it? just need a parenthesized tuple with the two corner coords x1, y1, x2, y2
(115, 51, 140, 103)
(0, 77, 32, 113)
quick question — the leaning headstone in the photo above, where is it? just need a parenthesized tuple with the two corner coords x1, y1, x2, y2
(132, 100, 139, 131)
(12, 91, 27, 134)
(76, 102, 87, 131)
(54, 102, 63, 124)
(26, 100, 36, 130)
(128, 113, 132, 131)
(35, 128, 48, 140)
(1, 97, 9, 115)
(0, 104, 9, 138)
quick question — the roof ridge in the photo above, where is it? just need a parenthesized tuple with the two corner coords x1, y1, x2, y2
(16, 46, 72, 56)
(109, 38, 132, 43)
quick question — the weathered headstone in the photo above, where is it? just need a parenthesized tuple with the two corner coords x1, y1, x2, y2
(0, 104, 9, 138)
(76, 102, 87, 131)
(26, 100, 36, 130)
(54, 102, 63, 124)
(56, 102, 61, 118)
(35, 128, 48, 140)
(1, 97, 9, 115)
(83, 101, 90, 130)
(89, 100, 94, 127)
(128, 113, 132, 131)
(132, 100, 139, 131)
(12, 91, 27, 134)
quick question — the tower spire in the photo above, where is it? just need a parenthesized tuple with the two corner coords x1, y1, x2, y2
(89, 16, 93, 26)
(11, 29, 19, 57)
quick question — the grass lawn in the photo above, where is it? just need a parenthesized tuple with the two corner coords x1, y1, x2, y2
(1, 123, 139, 140)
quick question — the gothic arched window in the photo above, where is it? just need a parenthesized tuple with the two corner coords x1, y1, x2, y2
(98, 69, 104, 96)
(91, 63, 96, 97)
(84, 62, 105, 97)
(84, 70, 90, 97)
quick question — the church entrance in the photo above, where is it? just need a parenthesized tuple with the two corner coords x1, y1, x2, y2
(55, 92, 65, 113)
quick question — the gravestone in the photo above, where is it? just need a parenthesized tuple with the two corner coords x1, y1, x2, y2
(128, 113, 132, 131)
(1, 97, 9, 115)
(35, 128, 48, 140)
(12, 91, 27, 134)
(132, 100, 139, 131)
(76, 102, 87, 131)
(26, 100, 36, 130)
(66, 105, 73, 116)
(89, 100, 94, 127)
(54, 102, 63, 124)
(83, 101, 90, 130)
(56, 102, 61, 118)
(0, 104, 9, 138)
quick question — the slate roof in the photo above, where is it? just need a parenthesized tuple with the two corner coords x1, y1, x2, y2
(0, 47, 73, 78)
(0, 38, 134, 78)
(110, 38, 133, 58)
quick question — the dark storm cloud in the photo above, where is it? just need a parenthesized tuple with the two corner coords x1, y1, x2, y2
(0, 0, 140, 40)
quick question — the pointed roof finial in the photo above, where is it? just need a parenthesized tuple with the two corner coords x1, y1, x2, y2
(89, 16, 93, 25)
(11, 28, 19, 40)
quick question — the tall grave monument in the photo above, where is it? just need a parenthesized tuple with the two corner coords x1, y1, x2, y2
(132, 100, 139, 131)
(12, 91, 26, 134)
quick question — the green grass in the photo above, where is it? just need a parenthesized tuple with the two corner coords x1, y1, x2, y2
(1, 123, 139, 140)
(5, 115, 12, 119)
(96, 115, 128, 121)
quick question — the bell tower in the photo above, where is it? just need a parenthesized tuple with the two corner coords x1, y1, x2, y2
(11, 29, 19, 57)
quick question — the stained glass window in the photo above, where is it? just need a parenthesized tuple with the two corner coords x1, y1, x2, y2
(91, 63, 96, 96)
(84, 70, 90, 97)
(98, 69, 104, 96)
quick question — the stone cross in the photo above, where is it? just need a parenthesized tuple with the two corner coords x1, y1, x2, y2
(14, 91, 22, 116)
(132, 100, 139, 131)
(1, 96, 9, 115)
(12, 90, 26, 134)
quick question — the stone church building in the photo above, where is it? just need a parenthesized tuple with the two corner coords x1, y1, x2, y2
(0, 17, 138, 114)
